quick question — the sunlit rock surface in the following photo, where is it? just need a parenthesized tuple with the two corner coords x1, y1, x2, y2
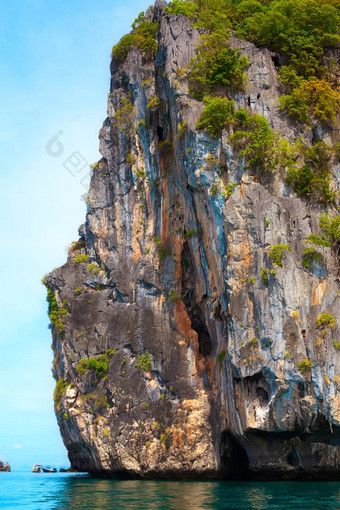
(47, 1, 340, 479)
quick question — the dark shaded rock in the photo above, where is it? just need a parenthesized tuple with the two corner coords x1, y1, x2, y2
(0, 462, 11, 472)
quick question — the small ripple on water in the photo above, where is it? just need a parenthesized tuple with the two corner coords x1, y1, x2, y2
(1, 473, 340, 510)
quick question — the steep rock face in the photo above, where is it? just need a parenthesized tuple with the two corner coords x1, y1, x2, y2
(47, 1, 340, 479)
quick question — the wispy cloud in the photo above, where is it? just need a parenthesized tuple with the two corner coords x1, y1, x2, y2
(13, 444, 23, 449)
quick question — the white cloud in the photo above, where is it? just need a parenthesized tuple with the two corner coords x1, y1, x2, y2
(13, 444, 23, 449)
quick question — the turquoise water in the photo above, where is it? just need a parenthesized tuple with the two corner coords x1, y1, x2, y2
(1, 472, 340, 509)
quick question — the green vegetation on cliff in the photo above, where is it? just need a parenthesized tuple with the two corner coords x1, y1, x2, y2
(77, 350, 116, 379)
(268, 244, 290, 267)
(229, 110, 279, 172)
(196, 96, 234, 137)
(167, 0, 340, 79)
(286, 142, 335, 204)
(167, 0, 339, 124)
(111, 11, 159, 62)
(307, 214, 340, 248)
(188, 32, 250, 100)
(136, 352, 153, 371)
(166, 0, 340, 207)
(54, 379, 68, 407)
(46, 287, 68, 334)
(306, 214, 340, 270)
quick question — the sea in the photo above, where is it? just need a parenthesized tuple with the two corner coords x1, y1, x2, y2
(1, 471, 340, 509)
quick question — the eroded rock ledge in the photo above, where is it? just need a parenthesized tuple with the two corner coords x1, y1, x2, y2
(46, 1, 340, 479)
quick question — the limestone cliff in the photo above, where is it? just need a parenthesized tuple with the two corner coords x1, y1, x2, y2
(46, 1, 340, 479)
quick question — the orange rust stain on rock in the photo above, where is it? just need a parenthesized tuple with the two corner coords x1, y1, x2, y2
(161, 175, 170, 242)
(175, 301, 196, 343)
(238, 230, 252, 269)
(242, 243, 252, 268)
(130, 186, 143, 264)
(133, 251, 142, 264)
(312, 279, 326, 306)
(240, 181, 245, 198)
(97, 227, 106, 239)
(172, 430, 183, 448)
(197, 358, 206, 373)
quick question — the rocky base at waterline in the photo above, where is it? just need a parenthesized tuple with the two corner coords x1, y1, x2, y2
(0, 462, 11, 472)
(45, 0, 340, 479)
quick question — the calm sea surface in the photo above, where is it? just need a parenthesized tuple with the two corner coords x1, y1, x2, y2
(1, 472, 340, 509)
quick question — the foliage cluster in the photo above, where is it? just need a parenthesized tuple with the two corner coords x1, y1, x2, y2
(154, 236, 171, 260)
(302, 248, 322, 269)
(87, 263, 103, 276)
(167, 0, 340, 64)
(136, 352, 152, 371)
(229, 109, 279, 172)
(177, 121, 188, 138)
(196, 96, 234, 137)
(54, 379, 68, 407)
(261, 267, 276, 285)
(111, 12, 159, 63)
(261, 267, 269, 285)
(76, 349, 116, 379)
(298, 359, 313, 373)
(74, 254, 89, 264)
(114, 98, 136, 136)
(307, 214, 340, 251)
(286, 142, 334, 203)
(184, 227, 203, 238)
(126, 153, 137, 166)
(167, 0, 340, 122)
(196, 101, 294, 172)
(69, 240, 85, 253)
(165, 0, 199, 17)
(268, 244, 290, 267)
(279, 75, 339, 123)
(46, 287, 68, 334)
(188, 32, 250, 101)
(316, 313, 336, 330)
(81, 391, 110, 411)
(147, 96, 161, 109)
(169, 289, 181, 301)
(217, 350, 226, 371)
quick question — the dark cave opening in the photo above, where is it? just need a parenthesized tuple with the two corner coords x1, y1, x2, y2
(157, 125, 165, 141)
(271, 53, 285, 69)
(220, 431, 250, 479)
(256, 386, 269, 404)
(191, 306, 212, 356)
(287, 447, 300, 467)
(181, 241, 212, 356)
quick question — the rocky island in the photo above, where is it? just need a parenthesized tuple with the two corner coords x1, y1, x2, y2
(0, 461, 11, 472)
(44, 0, 340, 479)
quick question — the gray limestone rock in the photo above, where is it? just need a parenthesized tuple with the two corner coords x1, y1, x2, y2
(46, 3, 340, 479)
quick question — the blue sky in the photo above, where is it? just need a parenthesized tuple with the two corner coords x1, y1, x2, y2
(0, 0, 151, 470)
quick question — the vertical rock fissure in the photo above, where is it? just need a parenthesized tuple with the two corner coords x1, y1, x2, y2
(181, 241, 212, 356)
